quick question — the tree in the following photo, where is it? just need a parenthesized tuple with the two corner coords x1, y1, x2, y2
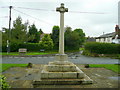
(39, 28, 43, 34)
(38, 28, 44, 41)
(39, 34, 54, 50)
(28, 24, 40, 43)
(11, 16, 28, 44)
(65, 26, 72, 34)
(65, 26, 80, 50)
(73, 28, 86, 45)
(51, 26, 59, 50)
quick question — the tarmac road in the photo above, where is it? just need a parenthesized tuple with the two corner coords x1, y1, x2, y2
(2, 54, 119, 64)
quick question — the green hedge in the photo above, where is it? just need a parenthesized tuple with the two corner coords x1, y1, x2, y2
(84, 42, 120, 54)
(2, 43, 50, 52)
(19, 43, 42, 52)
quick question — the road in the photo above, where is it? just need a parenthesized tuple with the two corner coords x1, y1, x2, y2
(2, 54, 119, 64)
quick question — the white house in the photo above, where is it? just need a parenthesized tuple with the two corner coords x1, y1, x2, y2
(96, 32, 115, 43)
(96, 25, 120, 44)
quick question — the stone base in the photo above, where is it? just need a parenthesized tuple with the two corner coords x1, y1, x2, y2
(33, 54, 93, 86)
(54, 54, 68, 62)
(33, 74, 92, 86)
(33, 60, 93, 86)
(41, 63, 84, 79)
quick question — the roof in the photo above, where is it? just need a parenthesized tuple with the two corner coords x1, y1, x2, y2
(97, 32, 115, 38)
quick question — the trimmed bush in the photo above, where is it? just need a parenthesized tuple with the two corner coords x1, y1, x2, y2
(2, 43, 52, 52)
(10, 43, 20, 52)
(84, 42, 120, 54)
(19, 43, 42, 52)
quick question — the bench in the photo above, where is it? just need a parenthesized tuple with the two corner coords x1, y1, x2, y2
(19, 48, 27, 55)
(40, 49, 45, 52)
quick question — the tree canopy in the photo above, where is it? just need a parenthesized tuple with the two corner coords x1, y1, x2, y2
(11, 16, 28, 44)
(28, 24, 41, 43)
(39, 34, 54, 50)
(65, 27, 86, 50)
(51, 26, 60, 50)
(2, 16, 86, 52)
(74, 28, 86, 45)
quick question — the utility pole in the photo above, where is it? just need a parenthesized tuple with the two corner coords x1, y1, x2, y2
(7, 6, 12, 53)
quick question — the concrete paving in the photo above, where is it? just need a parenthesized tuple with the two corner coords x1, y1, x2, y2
(2, 64, 119, 88)
(2, 54, 119, 64)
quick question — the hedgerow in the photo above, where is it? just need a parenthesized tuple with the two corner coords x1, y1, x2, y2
(84, 42, 120, 54)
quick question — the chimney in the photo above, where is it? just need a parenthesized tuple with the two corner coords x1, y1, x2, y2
(115, 25, 119, 35)
(115, 25, 120, 39)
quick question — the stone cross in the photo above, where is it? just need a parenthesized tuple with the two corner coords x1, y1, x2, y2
(56, 3, 68, 54)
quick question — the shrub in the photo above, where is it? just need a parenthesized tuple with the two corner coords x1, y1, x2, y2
(10, 43, 20, 52)
(2, 43, 7, 52)
(19, 43, 42, 52)
(0, 75, 11, 88)
(84, 42, 120, 54)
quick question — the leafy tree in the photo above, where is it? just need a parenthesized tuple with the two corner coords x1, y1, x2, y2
(73, 28, 86, 45)
(38, 28, 44, 41)
(65, 26, 80, 50)
(51, 26, 59, 50)
(65, 26, 72, 34)
(39, 28, 43, 34)
(39, 34, 54, 50)
(11, 16, 28, 44)
(28, 24, 40, 43)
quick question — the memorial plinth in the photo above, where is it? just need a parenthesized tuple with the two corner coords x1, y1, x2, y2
(33, 61, 93, 86)
(33, 3, 93, 87)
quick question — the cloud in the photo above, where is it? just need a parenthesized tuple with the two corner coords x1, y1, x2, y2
(0, 0, 119, 37)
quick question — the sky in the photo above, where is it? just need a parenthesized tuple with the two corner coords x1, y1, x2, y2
(0, 0, 120, 37)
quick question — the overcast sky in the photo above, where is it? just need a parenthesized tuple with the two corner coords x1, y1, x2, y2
(0, 0, 119, 37)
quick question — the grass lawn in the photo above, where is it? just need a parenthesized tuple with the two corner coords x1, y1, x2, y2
(89, 64, 120, 73)
(1, 52, 58, 56)
(1, 52, 19, 55)
(25, 52, 49, 55)
(0, 64, 28, 72)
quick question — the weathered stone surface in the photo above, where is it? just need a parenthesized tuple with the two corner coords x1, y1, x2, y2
(40, 62, 86, 79)
(55, 54, 68, 61)
(62, 72, 77, 79)
(46, 65, 77, 72)
(76, 67, 85, 79)
(41, 69, 78, 79)
(49, 61, 73, 65)
(33, 74, 93, 86)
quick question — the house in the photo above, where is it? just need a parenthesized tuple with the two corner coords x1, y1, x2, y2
(86, 37, 96, 42)
(96, 25, 120, 44)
